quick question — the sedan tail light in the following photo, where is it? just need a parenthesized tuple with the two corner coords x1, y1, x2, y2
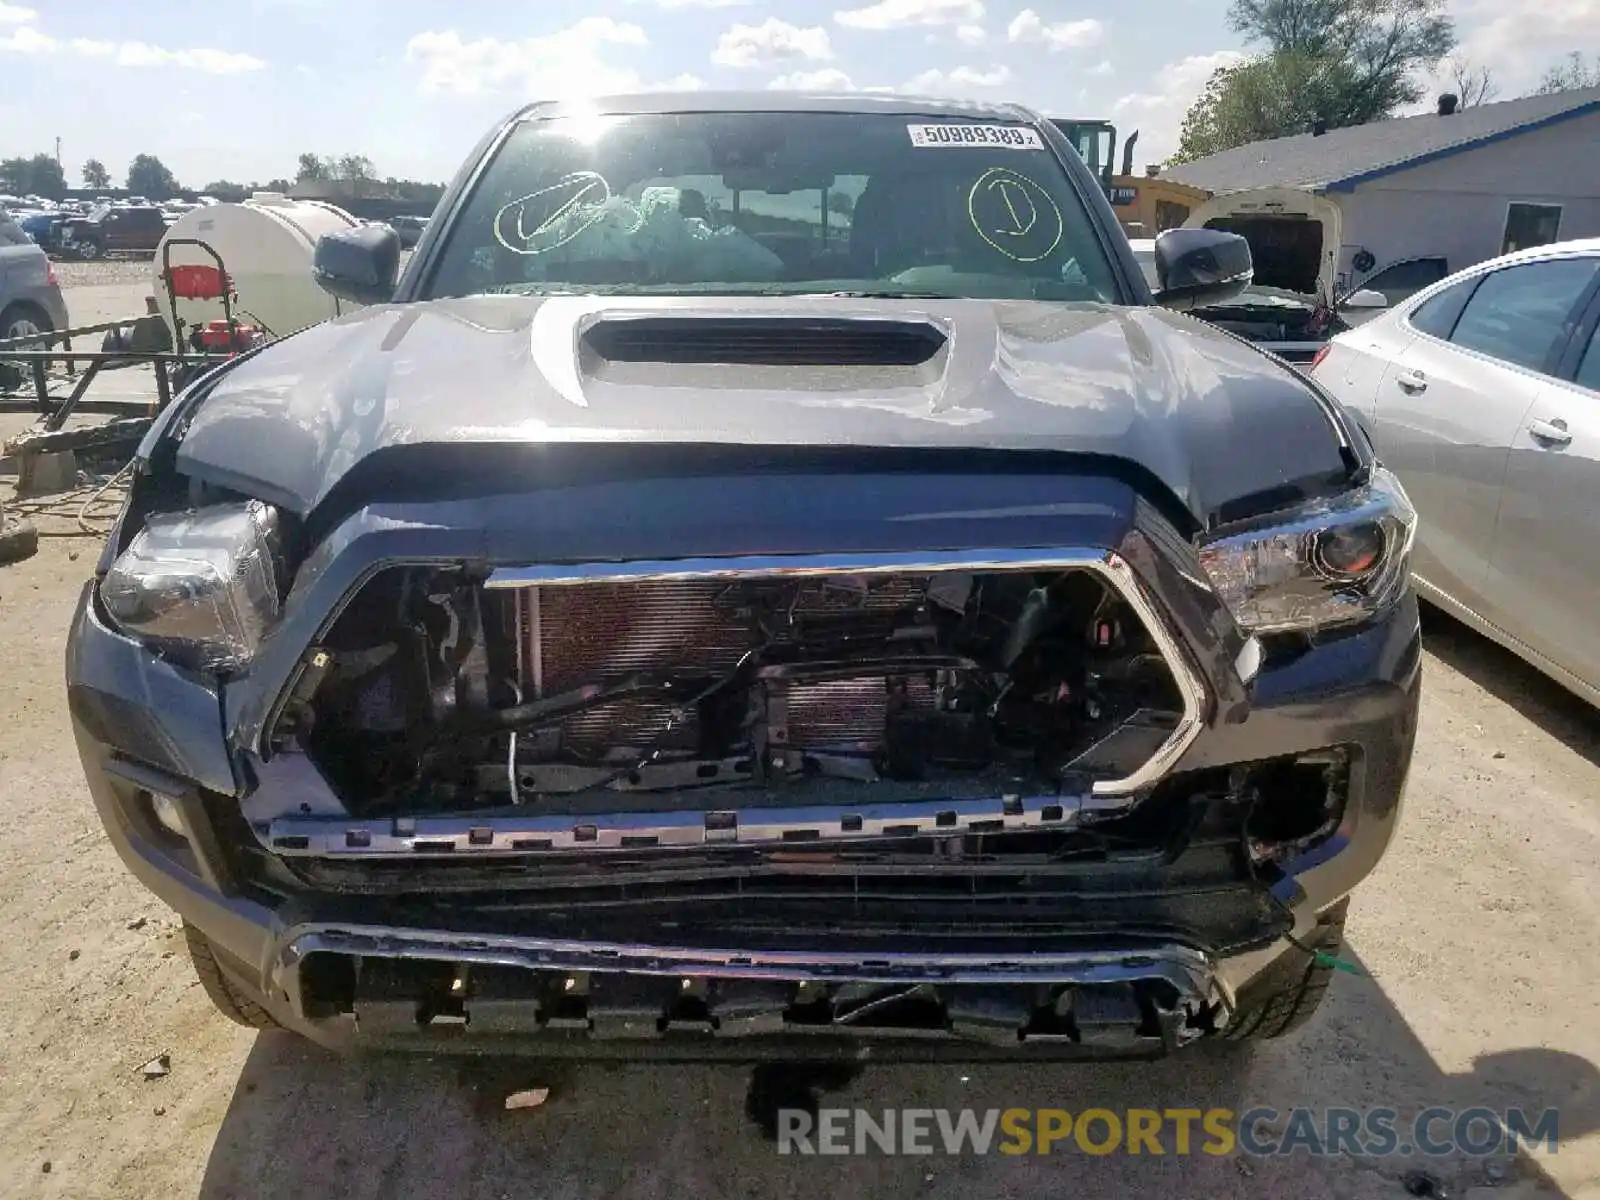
(1309, 344, 1332, 373)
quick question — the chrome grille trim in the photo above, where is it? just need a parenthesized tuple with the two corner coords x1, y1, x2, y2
(485, 547, 1207, 799)
(268, 790, 1129, 857)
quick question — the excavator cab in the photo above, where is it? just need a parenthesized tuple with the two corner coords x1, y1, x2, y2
(1049, 119, 1119, 195)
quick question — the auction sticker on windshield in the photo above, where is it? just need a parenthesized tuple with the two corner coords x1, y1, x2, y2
(907, 124, 1044, 150)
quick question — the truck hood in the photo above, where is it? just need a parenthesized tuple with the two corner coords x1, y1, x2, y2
(172, 293, 1355, 528)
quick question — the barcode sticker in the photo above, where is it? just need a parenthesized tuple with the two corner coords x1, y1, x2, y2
(907, 123, 1045, 150)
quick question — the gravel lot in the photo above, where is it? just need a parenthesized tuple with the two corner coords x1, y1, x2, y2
(0, 273, 1596, 1200)
(51, 259, 158, 291)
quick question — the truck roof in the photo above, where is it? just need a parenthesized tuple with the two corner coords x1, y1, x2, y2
(510, 90, 1041, 123)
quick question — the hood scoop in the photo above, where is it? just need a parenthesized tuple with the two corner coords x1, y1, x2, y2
(581, 316, 948, 368)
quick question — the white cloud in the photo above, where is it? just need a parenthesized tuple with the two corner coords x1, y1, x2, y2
(660, 72, 707, 89)
(0, 16, 262, 71)
(955, 24, 986, 45)
(834, 0, 984, 31)
(405, 19, 648, 95)
(629, 0, 749, 6)
(1007, 9, 1103, 50)
(0, 22, 50, 52)
(73, 40, 266, 72)
(1445, 0, 1600, 96)
(712, 18, 832, 67)
(903, 63, 1011, 93)
(768, 67, 857, 90)
(0, 2, 36, 23)
(1089, 59, 1113, 76)
(1114, 50, 1248, 167)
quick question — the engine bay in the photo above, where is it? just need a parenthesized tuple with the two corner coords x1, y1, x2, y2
(275, 563, 1187, 820)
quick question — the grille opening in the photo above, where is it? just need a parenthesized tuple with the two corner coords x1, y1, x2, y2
(279, 558, 1192, 833)
(581, 317, 947, 367)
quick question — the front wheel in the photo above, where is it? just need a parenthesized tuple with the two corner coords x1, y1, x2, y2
(0, 304, 51, 393)
(183, 923, 282, 1030)
(77, 239, 103, 260)
(1219, 899, 1349, 1042)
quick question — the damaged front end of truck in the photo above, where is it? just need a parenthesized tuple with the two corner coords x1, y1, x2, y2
(68, 418, 1419, 1060)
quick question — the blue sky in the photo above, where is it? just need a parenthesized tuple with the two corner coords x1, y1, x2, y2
(0, 0, 1584, 188)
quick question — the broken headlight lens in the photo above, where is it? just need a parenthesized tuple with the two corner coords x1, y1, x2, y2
(100, 500, 284, 672)
(1196, 467, 1417, 635)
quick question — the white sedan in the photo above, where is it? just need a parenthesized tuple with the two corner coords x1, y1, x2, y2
(1310, 238, 1600, 705)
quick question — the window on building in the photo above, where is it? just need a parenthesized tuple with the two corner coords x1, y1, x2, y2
(1447, 258, 1599, 373)
(1501, 203, 1562, 255)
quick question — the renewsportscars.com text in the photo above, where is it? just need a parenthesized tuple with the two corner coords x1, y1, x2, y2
(776, 1107, 1560, 1157)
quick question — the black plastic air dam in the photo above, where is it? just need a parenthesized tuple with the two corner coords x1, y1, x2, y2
(271, 925, 1229, 1058)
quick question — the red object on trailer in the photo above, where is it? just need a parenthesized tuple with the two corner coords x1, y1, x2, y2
(196, 319, 262, 353)
(166, 263, 231, 301)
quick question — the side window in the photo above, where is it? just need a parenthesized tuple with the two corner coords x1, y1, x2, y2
(1446, 258, 1599, 373)
(1407, 278, 1475, 339)
(1576, 326, 1600, 392)
(1360, 257, 1447, 306)
(1501, 203, 1561, 255)
(0, 216, 28, 246)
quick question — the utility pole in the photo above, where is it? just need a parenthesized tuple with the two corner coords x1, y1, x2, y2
(54, 137, 62, 166)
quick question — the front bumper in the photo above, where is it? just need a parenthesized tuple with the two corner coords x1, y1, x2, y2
(66, 472, 1422, 1060)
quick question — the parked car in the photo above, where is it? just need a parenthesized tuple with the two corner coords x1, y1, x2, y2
(1129, 237, 1387, 363)
(1311, 238, 1599, 704)
(16, 210, 62, 250)
(69, 92, 1421, 1059)
(387, 214, 429, 248)
(56, 204, 168, 259)
(0, 211, 70, 390)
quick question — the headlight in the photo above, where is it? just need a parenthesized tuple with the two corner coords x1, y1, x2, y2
(100, 500, 283, 672)
(1196, 467, 1416, 635)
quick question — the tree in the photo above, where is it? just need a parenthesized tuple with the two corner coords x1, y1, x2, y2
(1444, 56, 1498, 107)
(1174, 0, 1457, 161)
(1529, 51, 1600, 96)
(296, 152, 330, 183)
(82, 158, 112, 190)
(126, 154, 180, 200)
(203, 180, 250, 202)
(1174, 52, 1367, 161)
(0, 153, 67, 199)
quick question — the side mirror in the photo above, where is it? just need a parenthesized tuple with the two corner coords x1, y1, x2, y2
(313, 224, 401, 306)
(1343, 288, 1389, 310)
(1150, 228, 1253, 311)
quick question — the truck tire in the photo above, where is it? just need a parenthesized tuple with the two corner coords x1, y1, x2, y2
(1220, 899, 1349, 1042)
(182, 922, 281, 1030)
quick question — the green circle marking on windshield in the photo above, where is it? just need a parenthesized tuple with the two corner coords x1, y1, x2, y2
(967, 168, 1064, 264)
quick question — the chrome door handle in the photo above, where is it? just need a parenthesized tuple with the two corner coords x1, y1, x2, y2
(1395, 370, 1427, 393)
(1528, 418, 1572, 447)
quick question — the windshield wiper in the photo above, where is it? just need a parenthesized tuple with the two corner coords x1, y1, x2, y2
(809, 289, 959, 300)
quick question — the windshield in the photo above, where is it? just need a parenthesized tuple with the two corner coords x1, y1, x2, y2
(422, 111, 1120, 304)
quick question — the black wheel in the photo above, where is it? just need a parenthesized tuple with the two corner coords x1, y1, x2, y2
(1220, 899, 1349, 1042)
(0, 303, 52, 393)
(183, 922, 282, 1030)
(77, 238, 103, 260)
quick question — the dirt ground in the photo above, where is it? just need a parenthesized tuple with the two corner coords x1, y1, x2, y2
(1, 273, 1597, 1200)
